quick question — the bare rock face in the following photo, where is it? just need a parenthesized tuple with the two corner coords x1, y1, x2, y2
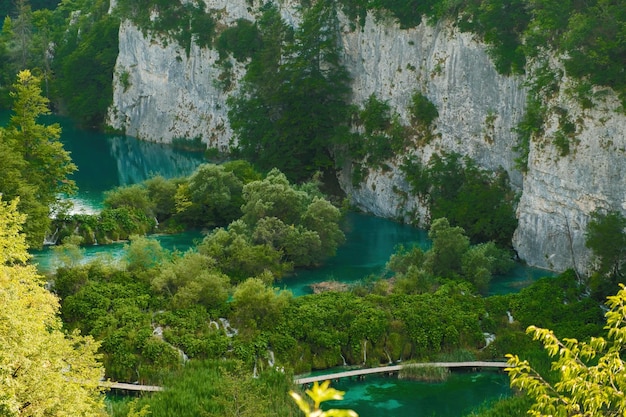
(107, 2, 626, 273)
(337, 16, 526, 224)
(107, 19, 237, 150)
(514, 78, 626, 273)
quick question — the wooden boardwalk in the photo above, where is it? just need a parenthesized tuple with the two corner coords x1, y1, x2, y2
(294, 361, 509, 385)
(102, 381, 163, 392)
(102, 361, 508, 392)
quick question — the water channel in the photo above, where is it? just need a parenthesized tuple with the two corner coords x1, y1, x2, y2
(5, 112, 550, 415)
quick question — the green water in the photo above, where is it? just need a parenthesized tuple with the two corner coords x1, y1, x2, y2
(326, 372, 511, 417)
(1, 111, 206, 212)
(9, 112, 531, 415)
(282, 212, 430, 296)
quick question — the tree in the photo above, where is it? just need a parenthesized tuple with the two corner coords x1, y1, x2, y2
(0, 70, 77, 247)
(586, 210, 626, 279)
(174, 164, 243, 228)
(231, 278, 292, 334)
(425, 217, 470, 279)
(53, 9, 119, 128)
(405, 152, 518, 245)
(228, 1, 351, 181)
(506, 284, 626, 416)
(199, 221, 289, 283)
(241, 169, 345, 267)
(151, 251, 230, 311)
(0, 196, 106, 416)
(8, 0, 32, 70)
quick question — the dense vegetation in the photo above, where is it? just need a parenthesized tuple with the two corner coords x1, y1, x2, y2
(228, 1, 352, 182)
(0, 197, 105, 416)
(401, 152, 518, 245)
(1, 0, 626, 416)
(1, 0, 118, 127)
(0, 70, 76, 248)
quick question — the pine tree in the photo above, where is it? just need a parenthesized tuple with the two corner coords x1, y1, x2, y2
(0, 70, 77, 247)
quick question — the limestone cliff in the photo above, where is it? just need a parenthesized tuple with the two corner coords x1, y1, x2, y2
(107, 1, 626, 273)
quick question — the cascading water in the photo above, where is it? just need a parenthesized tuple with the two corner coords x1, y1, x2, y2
(43, 227, 60, 245)
(340, 353, 347, 366)
(268, 349, 275, 368)
(383, 348, 393, 364)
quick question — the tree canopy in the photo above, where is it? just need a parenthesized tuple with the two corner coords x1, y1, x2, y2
(228, 1, 351, 182)
(0, 70, 76, 248)
(506, 284, 626, 416)
(0, 196, 106, 416)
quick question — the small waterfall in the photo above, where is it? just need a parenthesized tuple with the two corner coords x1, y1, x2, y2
(482, 333, 496, 349)
(383, 348, 393, 364)
(253, 358, 259, 379)
(152, 324, 187, 362)
(268, 349, 275, 368)
(178, 348, 189, 363)
(219, 318, 238, 337)
(506, 311, 514, 324)
(340, 353, 347, 366)
(152, 326, 164, 339)
(43, 227, 60, 245)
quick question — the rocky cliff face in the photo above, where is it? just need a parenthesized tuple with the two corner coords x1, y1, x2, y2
(107, 1, 626, 273)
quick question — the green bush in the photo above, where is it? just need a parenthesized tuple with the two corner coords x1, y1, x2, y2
(402, 153, 518, 246)
(216, 19, 261, 61)
(408, 91, 439, 129)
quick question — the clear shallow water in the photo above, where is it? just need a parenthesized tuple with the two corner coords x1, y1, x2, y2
(281, 212, 430, 296)
(325, 372, 511, 417)
(31, 230, 205, 273)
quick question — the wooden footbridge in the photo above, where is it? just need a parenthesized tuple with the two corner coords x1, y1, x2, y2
(103, 381, 164, 392)
(103, 361, 508, 392)
(294, 361, 508, 385)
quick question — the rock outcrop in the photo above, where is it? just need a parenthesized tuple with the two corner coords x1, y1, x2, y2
(107, 0, 626, 273)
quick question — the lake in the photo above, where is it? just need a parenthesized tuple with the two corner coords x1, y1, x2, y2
(5, 111, 538, 416)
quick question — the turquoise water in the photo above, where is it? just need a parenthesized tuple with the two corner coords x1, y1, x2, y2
(1, 111, 206, 212)
(54, 115, 205, 212)
(31, 230, 205, 272)
(281, 212, 430, 296)
(9, 112, 530, 415)
(326, 372, 511, 417)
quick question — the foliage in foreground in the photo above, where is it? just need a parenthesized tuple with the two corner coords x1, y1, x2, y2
(0, 197, 105, 416)
(506, 285, 626, 416)
(290, 380, 357, 417)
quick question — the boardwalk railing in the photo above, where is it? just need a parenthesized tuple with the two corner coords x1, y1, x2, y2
(103, 361, 509, 392)
(293, 361, 509, 385)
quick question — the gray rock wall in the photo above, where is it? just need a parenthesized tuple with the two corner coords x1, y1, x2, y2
(107, 1, 626, 273)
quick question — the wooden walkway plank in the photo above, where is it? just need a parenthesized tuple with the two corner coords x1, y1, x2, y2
(103, 382, 164, 392)
(102, 361, 509, 392)
(294, 361, 508, 385)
